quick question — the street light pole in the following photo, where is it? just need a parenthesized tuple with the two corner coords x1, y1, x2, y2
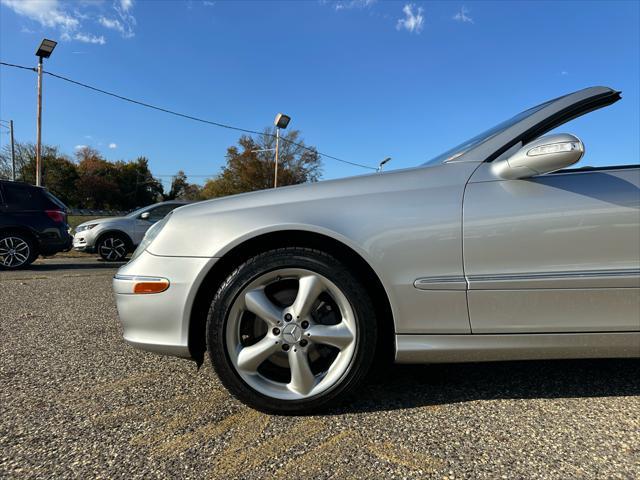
(34, 39, 57, 187)
(10, 120, 15, 182)
(273, 113, 291, 189)
(35, 56, 43, 186)
(377, 157, 392, 173)
(274, 127, 279, 188)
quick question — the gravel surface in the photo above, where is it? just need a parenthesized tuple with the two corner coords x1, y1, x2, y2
(1, 258, 639, 479)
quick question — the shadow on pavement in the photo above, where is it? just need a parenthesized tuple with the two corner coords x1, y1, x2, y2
(27, 260, 127, 271)
(335, 358, 640, 414)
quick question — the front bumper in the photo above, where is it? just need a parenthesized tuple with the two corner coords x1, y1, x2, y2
(72, 231, 96, 252)
(113, 250, 217, 358)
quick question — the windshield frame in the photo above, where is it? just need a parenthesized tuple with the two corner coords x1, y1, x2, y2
(422, 99, 555, 167)
(422, 87, 620, 167)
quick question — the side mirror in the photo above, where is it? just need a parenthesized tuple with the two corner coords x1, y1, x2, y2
(140, 212, 150, 220)
(492, 133, 584, 180)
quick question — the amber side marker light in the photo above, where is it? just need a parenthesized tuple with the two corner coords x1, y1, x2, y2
(133, 280, 169, 294)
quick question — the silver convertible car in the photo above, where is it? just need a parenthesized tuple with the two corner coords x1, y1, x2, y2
(114, 86, 640, 414)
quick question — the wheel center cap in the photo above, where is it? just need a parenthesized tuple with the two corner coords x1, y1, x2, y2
(9, 249, 15, 255)
(282, 324, 302, 343)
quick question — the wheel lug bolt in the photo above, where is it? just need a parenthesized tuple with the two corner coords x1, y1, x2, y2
(299, 339, 308, 347)
(300, 321, 309, 329)
(284, 313, 292, 322)
(282, 344, 290, 351)
(272, 328, 280, 335)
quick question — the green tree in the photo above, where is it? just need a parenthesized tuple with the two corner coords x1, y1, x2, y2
(0, 142, 79, 206)
(165, 170, 202, 201)
(41, 155, 80, 206)
(201, 128, 321, 199)
(114, 157, 164, 210)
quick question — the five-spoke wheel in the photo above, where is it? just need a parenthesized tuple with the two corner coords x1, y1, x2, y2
(207, 248, 377, 414)
(228, 268, 357, 399)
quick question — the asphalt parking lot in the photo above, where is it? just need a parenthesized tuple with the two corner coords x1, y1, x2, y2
(1, 258, 639, 479)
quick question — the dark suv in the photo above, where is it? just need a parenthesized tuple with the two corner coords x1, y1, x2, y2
(0, 180, 72, 269)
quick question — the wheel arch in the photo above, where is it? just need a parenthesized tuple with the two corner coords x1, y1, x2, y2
(188, 229, 395, 366)
(0, 226, 40, 253)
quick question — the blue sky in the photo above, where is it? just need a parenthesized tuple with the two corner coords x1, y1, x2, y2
(1, 0, 638, 188)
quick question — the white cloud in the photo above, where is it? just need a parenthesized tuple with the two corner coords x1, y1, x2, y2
(75, 144, 88, 150)
(120, 0, 133, 12)
(66, 32, 106, 44)
(453, 6, 473, 24)
(1, 0, 79, 29)
(396, 3, 423, 34)
(99, 16, 124, 33)
(108, 143, 117, 149)
(333, 0, 375, 11)
(105, 0, 136, 38)
(2, 0, 136, 43)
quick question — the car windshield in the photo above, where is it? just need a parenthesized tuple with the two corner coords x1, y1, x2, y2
(423, 98, 555, 166)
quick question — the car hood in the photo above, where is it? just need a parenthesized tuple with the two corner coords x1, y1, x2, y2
(76, 216, 129, 229)
(147, 161, 482, 258)
(172, 167, 424, 219)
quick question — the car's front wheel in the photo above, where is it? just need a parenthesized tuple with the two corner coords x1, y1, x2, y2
(0, 232, 37, 270)
(207, 247, 377, 414)
(97, 233, 129, 262)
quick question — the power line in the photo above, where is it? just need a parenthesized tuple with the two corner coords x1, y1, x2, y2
(0, 61, 36, 72)
(0, 60, 377, 171)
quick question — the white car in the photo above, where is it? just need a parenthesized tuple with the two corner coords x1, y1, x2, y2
(74, 201, 188, 261)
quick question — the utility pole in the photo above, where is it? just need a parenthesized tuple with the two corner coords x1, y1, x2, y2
(10, 120, 15, 181)
(35, 56, 43, 186)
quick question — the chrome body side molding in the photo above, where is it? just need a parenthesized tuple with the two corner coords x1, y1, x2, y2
(467, 269, 640, 290)
(414, 269, 640, 291)
(414, 276, 467, 291)
(395, 333, 640, 363)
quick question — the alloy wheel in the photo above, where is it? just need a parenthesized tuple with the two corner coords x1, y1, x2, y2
(99, 236, 127, 261)
(225, 268, 358, 400)
(0, 236, 31, 268)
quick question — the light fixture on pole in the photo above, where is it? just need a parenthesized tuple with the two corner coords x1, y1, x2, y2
(377, 157, 392, 173)
(35, 38, 57, 187)
(273, 113, 291, 188)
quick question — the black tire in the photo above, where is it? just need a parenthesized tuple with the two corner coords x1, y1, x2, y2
(97, 233, 130, 262)
(0, 231, 37, 270)
(207, 247, 377, 415)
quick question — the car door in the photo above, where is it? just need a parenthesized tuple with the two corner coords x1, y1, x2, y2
(463, 163, 640, 333)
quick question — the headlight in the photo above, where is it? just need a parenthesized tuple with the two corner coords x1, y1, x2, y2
(129, 215, 170, 262)
(75, 223, 97, 233)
